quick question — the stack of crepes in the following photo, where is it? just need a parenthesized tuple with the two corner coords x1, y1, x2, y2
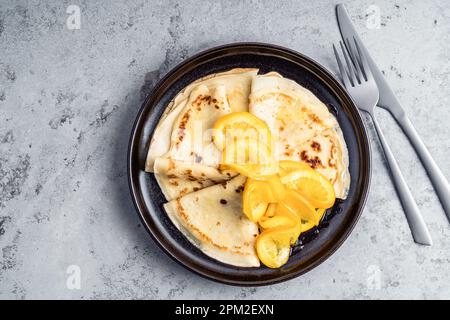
(145, 68, 350, 267)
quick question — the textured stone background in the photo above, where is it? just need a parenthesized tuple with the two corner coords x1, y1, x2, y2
(0, 0, 449, 299)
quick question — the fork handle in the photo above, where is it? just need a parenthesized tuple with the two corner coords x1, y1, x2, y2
(393, 114, 450, 221)
(371, 115, 432, 245)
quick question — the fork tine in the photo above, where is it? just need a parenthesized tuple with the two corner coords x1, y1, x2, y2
(353, 36, 372, 81)
(339, 41, 356, 86)
(333, 44, 352, 88)
(344, 37, 363, 83)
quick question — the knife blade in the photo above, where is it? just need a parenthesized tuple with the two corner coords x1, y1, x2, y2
(336, 3, 450, 220)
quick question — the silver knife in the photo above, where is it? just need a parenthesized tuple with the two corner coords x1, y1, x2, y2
(336, 3, 450, 221)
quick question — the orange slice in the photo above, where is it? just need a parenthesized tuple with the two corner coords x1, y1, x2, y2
(281, 169, 336, 209)
(242, 179, 276, 222)
(256, 227, 291, 268)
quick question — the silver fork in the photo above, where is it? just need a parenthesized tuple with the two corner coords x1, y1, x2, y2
(333, 38, 432, 246)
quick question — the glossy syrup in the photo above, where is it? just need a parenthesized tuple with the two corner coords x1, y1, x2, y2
(291, 198, 344, 255)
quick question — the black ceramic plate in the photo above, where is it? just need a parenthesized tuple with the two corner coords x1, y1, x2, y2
(128, 43, 371, 286)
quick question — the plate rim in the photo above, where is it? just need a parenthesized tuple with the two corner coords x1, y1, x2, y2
(127, 42, 372, 286)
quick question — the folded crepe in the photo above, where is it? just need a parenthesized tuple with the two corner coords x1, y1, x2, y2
(154, 157, 233, 200)
(249, 74, 350, 199)
(164, 175, 260, 267)
(146, 68, 258, 171)
(146, 69, 258, 200)
(293, 128, 350, 199)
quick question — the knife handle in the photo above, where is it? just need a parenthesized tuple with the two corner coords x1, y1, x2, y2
(394, 113, 450, 220)
(371, 115, 432, 245)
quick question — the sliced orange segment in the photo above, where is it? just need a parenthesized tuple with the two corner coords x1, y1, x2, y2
(281, 169, 336, 209)
(259, 204, 296, 229)
(299, 208, 326, 233)
(256, 227, 291, 268)
(282, 189, 319, 226)
(264, 202, 277, 218)
(266, 175, 286, 201)
(242, 179, 276, 222)
(276, 203, 302, 244)
(221, 137, 278, 179)
(316, 208, 326, 220)
(212, 112, 271, 151)
(221, 163, 278, 180)
(259, 203, 301, 245)
(300, 220, 316, 233)
(259, 214, 293, 230)
(278, 160, 312, 177)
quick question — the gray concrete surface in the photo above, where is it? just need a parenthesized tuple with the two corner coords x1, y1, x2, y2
(0, 0, 449, 299)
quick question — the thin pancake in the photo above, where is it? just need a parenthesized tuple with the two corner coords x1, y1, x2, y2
(249, 74, 350, 199)
(146, 68, 258, 171)
(249, 75, 338, 151)
(166, 84, 230, 166)
(164, 175, 260, 267)
(283, 128, 350, 199)
(152, 83, 237, 200)
(154, 157, 234, 201)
